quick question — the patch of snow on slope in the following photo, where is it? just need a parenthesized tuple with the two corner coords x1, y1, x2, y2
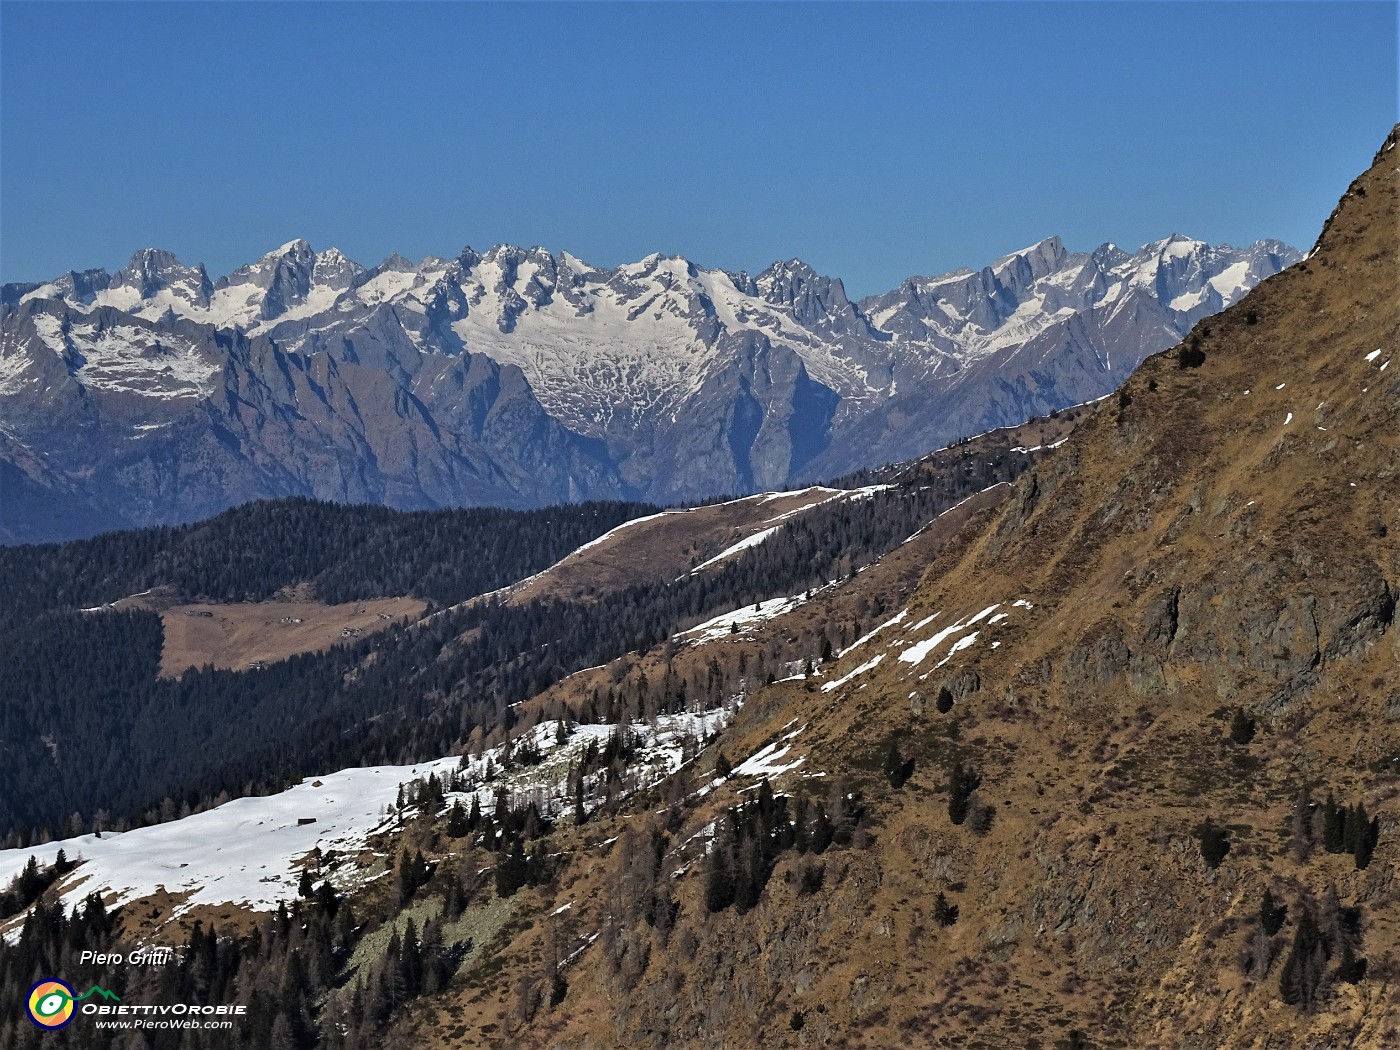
(1207, 261, 1251, 304)
(934, 632, 979, 668)
(0, 708, 732, 926)
(28, 313, 68, 355)
(1169, 288, 1207, 312)
(758, 485, 842, 504)
(680, 593, 814, 643)
(838, 609, 907, 656)
(820, 654, 884, 692)
(898, 603, 999, 666)
(689, 525, 781, 573)
(0, 756, 462, 920)
(42, 319, 221, 398)
(733, 725, 807, 779)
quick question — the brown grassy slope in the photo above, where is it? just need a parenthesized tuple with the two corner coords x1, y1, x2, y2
(389, 128, 1399, 1050)
(156, 596, 425, 675)
(497, 487, 845, 605)
(443, 410, 1075, 613)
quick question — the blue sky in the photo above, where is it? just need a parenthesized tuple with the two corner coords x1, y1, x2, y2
(1, 2, 1394, 296)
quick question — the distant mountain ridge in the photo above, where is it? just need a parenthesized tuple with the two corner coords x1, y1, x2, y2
(0, 233, 1298, 542)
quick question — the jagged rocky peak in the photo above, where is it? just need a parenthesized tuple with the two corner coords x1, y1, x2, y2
(756, 258, 864, 333)
(1140, 232, 1207, 268)
(218, 239, 315, 288)
(1091, 241, 1129, 269)
(311, 247, 364, 291)
(452, 246, 483, 273)
(213, 240, 368, 321)
(1235, 239, 1304, 287)
(480, 243, 559, 291)
(725, 270, 759, 297)
(46, 267, 115, 307)
(460, 245, 562, 330)
(556, 250, 595, 277)
(988, 234, 1068, 283)
(603, 251, 686, 301)
(375, 252, 417, 273)
(111, 248, 213, 307)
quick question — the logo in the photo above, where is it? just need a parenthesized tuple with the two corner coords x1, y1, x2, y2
(26, 979, 121, 1030)
(27, 980, 75, 1030)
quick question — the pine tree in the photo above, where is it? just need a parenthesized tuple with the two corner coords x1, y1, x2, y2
(446, 800, 468, 837)
(397, 857, 417, 906)
(350, 979, 366, 1030)
(948, 760, 980, 826)
(1334, 941, 1366, 984)
(883, 738, 910, 788)
(1354, 814, 1379, 870)
(704, 836, 736, 913)
(496, 838, 528, 898)
(734, 834, 765, 913)
(1322, 792, 1345, 853)
(550, 971, 568, 1007)
(315, 880, 340, 918)
(401, 918, 423, 999)
(1343, 802, 1363, 856)
(526, 842, 550, 887)
(1229, 708, 1256, 744)
(1195, 820, 1230, 869)
(268, 1012, 298, 1050)
(1279, 902, 1328, 1011)
(1260, 888, 1287, 936)
(934, 892, 958, 926)
(421, 917, 447, 995)
(935, 686, 954, 714)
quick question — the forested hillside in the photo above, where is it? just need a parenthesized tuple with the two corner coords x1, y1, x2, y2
(0, 426, 1054, 845)
(0, 498, 658, 629)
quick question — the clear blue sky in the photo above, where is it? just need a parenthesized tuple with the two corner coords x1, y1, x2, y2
(1, 2, 1394, 297)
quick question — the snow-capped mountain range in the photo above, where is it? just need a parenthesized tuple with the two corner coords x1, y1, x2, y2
(0, 234, 1298, 541)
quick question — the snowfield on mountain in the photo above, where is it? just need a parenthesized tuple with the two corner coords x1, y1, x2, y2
(0, 234, 1296, 542)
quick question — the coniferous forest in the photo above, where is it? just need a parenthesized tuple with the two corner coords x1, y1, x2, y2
(0, 498, 661, 630)
(0, 435, 1040, 846)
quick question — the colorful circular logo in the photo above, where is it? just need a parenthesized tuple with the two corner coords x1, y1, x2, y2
(27, 979, 76, 1030)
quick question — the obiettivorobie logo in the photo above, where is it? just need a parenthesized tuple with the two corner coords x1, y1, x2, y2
(25, 975, 246, 1032)
(26, 979, 120, 1030)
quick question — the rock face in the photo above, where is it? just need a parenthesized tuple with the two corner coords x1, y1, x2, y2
(0, 234, 1297, 541)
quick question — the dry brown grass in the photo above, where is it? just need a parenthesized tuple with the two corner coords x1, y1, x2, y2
(155, 596, 424, 676)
